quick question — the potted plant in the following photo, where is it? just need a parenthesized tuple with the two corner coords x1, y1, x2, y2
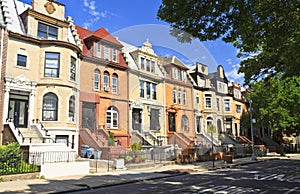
(130, 142, 142, 163)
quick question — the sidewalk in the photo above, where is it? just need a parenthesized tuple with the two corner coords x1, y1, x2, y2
(0, 155, 296, 194)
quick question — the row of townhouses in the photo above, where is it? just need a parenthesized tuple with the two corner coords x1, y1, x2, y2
(0, 0, 250, 156)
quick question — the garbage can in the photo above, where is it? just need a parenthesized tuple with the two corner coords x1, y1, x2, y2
(80, 145, 89, 158)
(94, 149, 102, 160)
(86, 148, 94, 159)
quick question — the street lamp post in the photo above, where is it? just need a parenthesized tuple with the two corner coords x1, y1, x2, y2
(249, 92, 257, 161)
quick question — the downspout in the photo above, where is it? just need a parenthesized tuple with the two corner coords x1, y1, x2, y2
(0, 25, 5, 81)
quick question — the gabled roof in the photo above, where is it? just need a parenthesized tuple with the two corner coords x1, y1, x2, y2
(163, 56, 189, 70)
(76, 26, 122, 47)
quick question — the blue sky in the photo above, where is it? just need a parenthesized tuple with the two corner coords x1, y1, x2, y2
(19, 0, 244, 84)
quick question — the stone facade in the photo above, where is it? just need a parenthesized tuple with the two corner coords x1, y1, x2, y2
(1, 0, 82, 151)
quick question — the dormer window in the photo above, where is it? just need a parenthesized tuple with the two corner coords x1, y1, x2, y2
(96, 42, 102, 58)
(38, 22, 58, 40)
(146, 59, 151, 72)
(104, 45, 110, 60)
(140, 57, 145, 69)
(150, 61, 155, 73)
(112, 48, 117, 62)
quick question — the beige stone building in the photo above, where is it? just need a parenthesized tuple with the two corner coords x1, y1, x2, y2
(0, 0, 81, 152)
(122, 40, 167, 146)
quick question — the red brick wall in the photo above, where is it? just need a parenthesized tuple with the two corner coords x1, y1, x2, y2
(0, 28, 8, 145)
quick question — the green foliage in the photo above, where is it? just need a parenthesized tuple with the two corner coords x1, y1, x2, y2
(157, 0, 300, 84)
(245, 75, 300, 136)
(108, 131, 115, 146)
(130, 142, 142, 152)
(0, 143, 39, 175)
(207, 124, 216, 133)
(0, 143, 22, 173)
(125, 155, 133, 163)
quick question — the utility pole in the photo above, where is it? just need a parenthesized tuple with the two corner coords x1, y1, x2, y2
(249, 90, 257, 161)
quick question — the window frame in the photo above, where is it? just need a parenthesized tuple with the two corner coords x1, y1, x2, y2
(104, 45, 110, 60)
(236, 104, 242, 114)
(224, 99, 231, 112)
(17, 54, 27, 67)
(68, 95, 75, 122)
(103, 72, 110, 92)
(181, 115, 189, 132)
(96, 42, 102, 58)
(42, 93, 58, 121)
(70, 56, 76, 81)
(38, 22, 58, 39)
(140, 80, 145, 98)
(205, 94, 212, 109)
(178, 90, 182, 104)
(112, 74, 118, 94)
(106, 106, 118, 129)
(44, 52, 60, 78)
(183, 91, 187, 106)
(173, 89, 177, 104)
(112, 48, 117, 62)
(94, 69, 100, 91)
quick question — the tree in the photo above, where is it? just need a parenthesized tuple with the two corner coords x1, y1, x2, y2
(242, 75, 300, 139)
(157, 0, 300, 84)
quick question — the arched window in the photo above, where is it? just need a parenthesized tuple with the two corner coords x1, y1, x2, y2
(112, 73, 118, 94)
(181, 115, 189, 131)
(106, 106, 118, 129)
(206, 117, 214, 131)
(104, 71, 110, 92)
(69, 95, 75, 122)
(43, 93, 58, 121)
(94, 69, 100, 90)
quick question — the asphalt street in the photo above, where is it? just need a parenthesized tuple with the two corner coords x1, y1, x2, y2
(72, 159, 300, 194)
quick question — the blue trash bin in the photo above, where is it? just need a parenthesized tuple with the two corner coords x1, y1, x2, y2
(80, 145, 89, 158)
(86, 148, 94, 159)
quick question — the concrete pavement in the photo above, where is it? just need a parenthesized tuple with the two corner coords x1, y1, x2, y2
(0, 154, 298, 194)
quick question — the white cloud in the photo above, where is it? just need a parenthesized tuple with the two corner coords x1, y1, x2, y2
(81, 0, 109, 29)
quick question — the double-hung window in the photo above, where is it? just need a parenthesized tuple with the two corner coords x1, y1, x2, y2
(94, 69, 100, 90)
(178, 90, 182, 104)
(205, 94, 212, 109)
(38, 22, 58, 39)
(17, 54, 27, 67)
(224, 99, 231, 112)
(140, 81, 145, 98)
(152, 84, 157, 100)
(104, 72, 110, 91)
(112, 48, 117, 62)
(42, 93, 58, 121)
(68, 96, 75, 122)
(106, 106, 118, 128)
(96, 42, 102, 58)
(44, 52, 60, 78)
(112, 74, 118, 94)
(183, 91, 187, 106)
(173, 89, 177, 104)
(70, 57, 76, 81)
(140, 57, 145, 70)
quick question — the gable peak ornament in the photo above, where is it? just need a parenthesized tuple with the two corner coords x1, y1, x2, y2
(45, 1, 56, 14)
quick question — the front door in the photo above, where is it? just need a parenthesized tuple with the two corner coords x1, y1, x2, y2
(168, 113, 176, 132)
(82, 102, 96, 133)
(8, 94, 29, 128)
(132, 108, 142, 133)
